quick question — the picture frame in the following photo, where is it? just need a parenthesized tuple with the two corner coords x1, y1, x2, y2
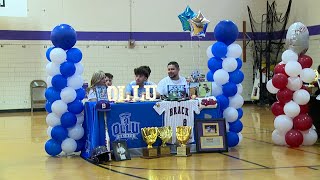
(195, 118, 228, 152)
(189, 82, 200, 97)
(95, 85, 108, 101)
(111, 140, 131, 161)
(199, 82, 212, 97)
(167, 85, 186, 99)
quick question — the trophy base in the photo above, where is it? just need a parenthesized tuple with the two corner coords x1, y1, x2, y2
(158, 146, 172, 156)
(176, 146, 192, 157)
(141, 147, 159, 159)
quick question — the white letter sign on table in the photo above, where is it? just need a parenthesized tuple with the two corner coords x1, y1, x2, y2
(107, 85, 157, 101)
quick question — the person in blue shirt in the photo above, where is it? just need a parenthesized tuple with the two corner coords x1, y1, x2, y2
(126, 66, 155, 97)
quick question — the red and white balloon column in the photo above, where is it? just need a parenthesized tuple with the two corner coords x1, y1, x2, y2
(267, 22, 318, 147)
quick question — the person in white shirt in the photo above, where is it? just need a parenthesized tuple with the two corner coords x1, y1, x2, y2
(116, 143, 127, 160)
(157, 61, 188, 98)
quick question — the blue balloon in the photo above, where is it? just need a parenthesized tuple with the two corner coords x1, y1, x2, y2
(51, 24, 77, 50)
(211, 42, 228, 58)
(229, 120, 243, 133)
(178, 6, 196, 31)
(68, 100, 84, 114)
(51, 125, 68, 142)
(207, 57, 223, 72)
(237, 108, 243, 119)
(214, 20, 239, 45)
(46, 47, 54, 62)
(45, 87, 61, 102)
(60, 61, 76, 78)
(61, 112, 77, 128)
(45, 101, 52, 113)
(229, 70, 244, 84)
(222, 82, 237, 97)
(206, 71, 214, 81)
(236, 58, 242, 69)
(227, 131, 239, 147)
(216, 95, 229, 110)
(67, 48, 83, 63)
(76, 88, 86, 100)
(45, 139, 62, 156)
(75, 139, 85, 152)
(52, 75, 67, 90)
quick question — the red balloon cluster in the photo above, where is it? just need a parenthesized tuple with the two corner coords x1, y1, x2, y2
(268, 53, 315, 148)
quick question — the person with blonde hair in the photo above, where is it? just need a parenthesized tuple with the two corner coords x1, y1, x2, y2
(87, 70, 106, 101)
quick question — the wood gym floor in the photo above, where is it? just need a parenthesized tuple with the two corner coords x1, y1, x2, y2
(0, 104, 320, 180)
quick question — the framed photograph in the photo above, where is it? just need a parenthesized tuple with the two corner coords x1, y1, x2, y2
(195, 119, 228, 152)
(199, 82, 212, 97)
(167, 85, 186, 99)
(95, 85, 108, 101)
(111, 140, 131, 161)
(189, 82, 199, 97)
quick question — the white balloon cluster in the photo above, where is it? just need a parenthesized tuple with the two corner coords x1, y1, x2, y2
(206, 42, 244, 147)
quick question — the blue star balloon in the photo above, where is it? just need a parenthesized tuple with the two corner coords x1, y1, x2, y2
(178, 6, 196, 31)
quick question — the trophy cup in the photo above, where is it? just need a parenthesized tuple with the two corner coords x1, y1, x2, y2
(157, 126, 173, 156)
(176, 126, 192, 157)
(141, 127, 159, 158)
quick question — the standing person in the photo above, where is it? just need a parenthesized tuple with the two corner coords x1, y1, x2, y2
(105, 73, 113, 87)
(87, 70, 106, 102)
(126, 66, 155, 97)
(157, 61, 188, 98)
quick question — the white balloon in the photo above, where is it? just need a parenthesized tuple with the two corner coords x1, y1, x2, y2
(47, 76, 53, 88)
(226, 43, 242, 58)
(312, 125, 316, 130)
(237, 84, 243, 94)
(206, 45, 213, 58)
(61, 138, 77, 154)
(281, 49, 298, 64)
(286, 77, 302, 91)
(211, 82, 223, 96)
(46, 113, 61, 127)
(61, 87, 77, 103)
(213, 69, 229, 85)
(51, 100, 68, 117)
(229, 94, 244, 109)
(226, 122, 230, 132)
(285, 61, 302, 77)
(274, 115, 293, 134)
(266, 80, 279, 94)
(68, 75, 84, 89)
(76, 113, 84, 124)
(283, 101, 300, 118)
(47, 126, 53, 138)
(300, 68, 316, 83)
(237, 132, 243, 143)
(222, 57, 237, 72)
(293, 89, 310, 105)
(50, 48, 67, 65)
(74, 63, 84, 75)
(301, 129, 318, 146)
(223, 107, 238, 123)
(68, 124, 84, 140)
(46, 62, 61, 76)
(272, 129, 287, 146)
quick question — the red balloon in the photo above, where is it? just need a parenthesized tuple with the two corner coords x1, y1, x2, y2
(271, 101, 284, 116)
(298, 54, 313, 69)
(299, 104, 309, 114)
(272, 73, 288, 90)
(276, 88, 293, 104)
(274, 63, 287, 75)
(285, 129, 303, 147)
(293, 114, 313, 131)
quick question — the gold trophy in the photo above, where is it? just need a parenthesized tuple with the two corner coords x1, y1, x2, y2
(176, 126, 192, 157)
(141, 127, 159, 158)
(157, 126, 173, 156)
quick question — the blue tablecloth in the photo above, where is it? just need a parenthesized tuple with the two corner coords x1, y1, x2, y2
(81, 101, 222, 159)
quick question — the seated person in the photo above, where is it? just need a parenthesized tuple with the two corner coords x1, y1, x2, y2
(87, 70, 107, 102)
(105, 73, 113, 87)
(125, 66, 155, 97)
(157, 61, 188, 98)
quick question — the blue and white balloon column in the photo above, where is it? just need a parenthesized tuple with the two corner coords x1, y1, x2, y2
(44, 24, 85, 156)
(206, 20, 244, 147)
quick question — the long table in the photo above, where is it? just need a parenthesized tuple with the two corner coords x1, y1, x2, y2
(81, 101, 222, 159)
